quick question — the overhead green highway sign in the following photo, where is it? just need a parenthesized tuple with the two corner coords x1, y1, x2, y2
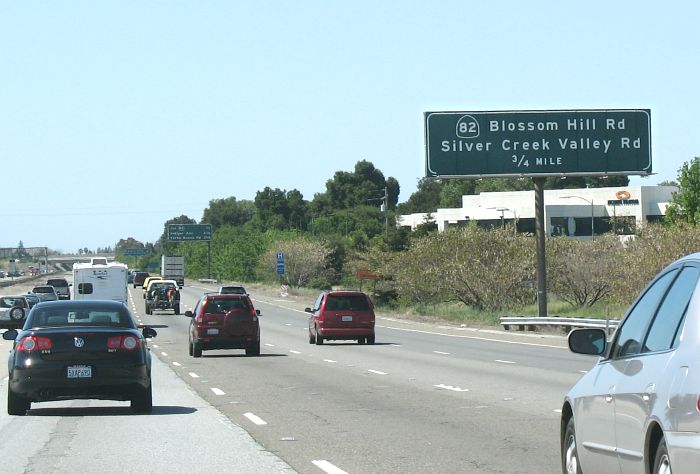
(424, 109, 651, 178)
(123, 248, 147, 256)
(167, 224, 213, 242)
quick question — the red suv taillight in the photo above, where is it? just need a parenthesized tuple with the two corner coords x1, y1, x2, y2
(107, 335, 141, 350)
(17, 336, 53, 352)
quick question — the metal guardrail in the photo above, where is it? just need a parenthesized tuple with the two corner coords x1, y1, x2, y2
(500, 316, 620, 332)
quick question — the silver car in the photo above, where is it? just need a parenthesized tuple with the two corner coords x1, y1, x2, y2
(562, 253, 700, 473)
(31, 285, 59, 302)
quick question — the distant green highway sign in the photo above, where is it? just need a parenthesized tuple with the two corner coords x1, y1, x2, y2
(123, 248, 147, 256)
(167, 224, 212, 242)
(425, 109, 651, 178)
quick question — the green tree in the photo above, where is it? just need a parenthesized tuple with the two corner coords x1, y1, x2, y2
(665, 157, 700, 225)
(547, 234, 624, 307)
(396, 178, 442, 214)
(201, 197, 254, 230)
(258, 237, 333, 288)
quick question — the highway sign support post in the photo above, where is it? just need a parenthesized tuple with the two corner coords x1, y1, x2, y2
(424, 109, 652, 317)
(533, 178, 547, 317)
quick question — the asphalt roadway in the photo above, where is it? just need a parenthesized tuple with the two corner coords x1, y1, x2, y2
(0, 276, 599, 473)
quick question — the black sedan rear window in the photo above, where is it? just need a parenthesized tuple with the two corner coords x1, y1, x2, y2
(29, 309, 135, 328)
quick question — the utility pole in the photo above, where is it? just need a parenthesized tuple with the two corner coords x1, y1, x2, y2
(382, 186, 388, 236)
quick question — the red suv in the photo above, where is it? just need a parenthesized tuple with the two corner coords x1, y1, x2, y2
(306, 291, 376, 345)
(186, 294, 261, 357)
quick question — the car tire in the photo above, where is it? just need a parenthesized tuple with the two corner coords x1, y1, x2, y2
(131, 384, 153, 414)
(367, 335, 375, 345)
(9, 307, 25, 321)
(562, 417, 582, 474)
(145, 305, 151, 315)
(309, 331, 315, 344)
(7, 386, 30, 416)
(174, 304, 180, 315)
(358, 337, 366, 344)
(193, 342, 203, 358)
(246, 341, 261, 357)
(188, 340, 194, 356)
(315, 328, 324, 345)
(652, 437, 671, 474)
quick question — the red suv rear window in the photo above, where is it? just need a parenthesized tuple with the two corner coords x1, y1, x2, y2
(325, 294, 370, 311)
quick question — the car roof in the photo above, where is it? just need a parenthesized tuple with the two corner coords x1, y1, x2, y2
(32, 300, 128, 310)
(325, 290, 368, 296)
(149, 280, 178, 286)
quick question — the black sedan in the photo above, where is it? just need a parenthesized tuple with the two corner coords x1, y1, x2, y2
(2, 300, 157, 415)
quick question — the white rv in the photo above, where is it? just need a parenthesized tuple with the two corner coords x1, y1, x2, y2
(72, 259, 129, 305)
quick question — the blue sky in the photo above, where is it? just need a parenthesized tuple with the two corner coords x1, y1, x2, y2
(1, 1, 698, 252)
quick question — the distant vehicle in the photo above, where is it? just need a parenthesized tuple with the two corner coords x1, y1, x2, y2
(561, 253, 700, 474)
(0, 271, 6, 278)
(72, 260, 128, 305)
(306, 290, 376, 345)
(2, 300, 157, 415)
(185, 293, 261, 357)
(218, 285, 248, 296)
(141, 276, 162, 299)
(0, 296, 31, 325)
(161, 256, 184, 288)
(31, 285, 59, 302)
(46, 278, 71, 300)
(132, 272, 150, 288)
(144, 280, 180, 315)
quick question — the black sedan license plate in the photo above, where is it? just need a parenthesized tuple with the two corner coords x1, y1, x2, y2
(67, 365, 92, 378)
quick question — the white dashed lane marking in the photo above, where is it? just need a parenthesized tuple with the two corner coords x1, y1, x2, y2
(495, 359, 516, 364)
(324, 359, 337, 363)
(290, 350, 301, 354)
(367, 369, 387, 375)
(211, 387, 225, 396)
(244, 412, 268, 425)
(188, 372, 200, 378)
(433, 351, 450, 355)
(434, 384, 469, 392)
(312, 460, 348, 474)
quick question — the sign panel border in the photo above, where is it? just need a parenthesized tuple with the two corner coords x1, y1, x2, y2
(425, 109, 652, 179)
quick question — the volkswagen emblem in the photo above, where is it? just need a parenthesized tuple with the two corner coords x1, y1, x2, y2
(74, 337, 85, 348)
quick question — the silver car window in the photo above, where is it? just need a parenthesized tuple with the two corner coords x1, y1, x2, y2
(643, 265, 700, 353)
(612, 268, 678, 359)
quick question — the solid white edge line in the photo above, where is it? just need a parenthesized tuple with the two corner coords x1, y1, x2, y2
(312, 460, 348, 474)
(244, 412, 268, 425)
(211, 387, 225, 396)
(383, 325, 565, 349)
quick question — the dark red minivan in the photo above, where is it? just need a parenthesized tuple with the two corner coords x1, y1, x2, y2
(306, 291, 375, 345)
(186, 294, 261, 357)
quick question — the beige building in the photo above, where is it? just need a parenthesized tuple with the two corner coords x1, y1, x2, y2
(397, 185, 677, 239)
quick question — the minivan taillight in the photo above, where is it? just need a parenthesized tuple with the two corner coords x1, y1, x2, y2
(17, 336, 53, 352)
